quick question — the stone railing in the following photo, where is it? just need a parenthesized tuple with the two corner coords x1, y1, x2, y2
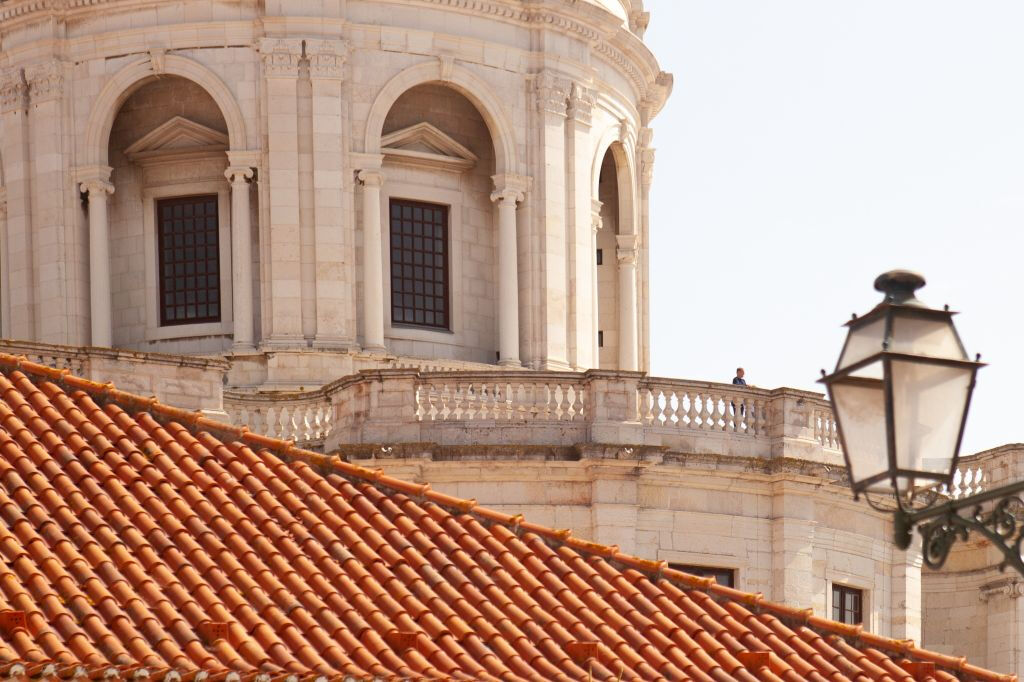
(279, 368, 847, 463)
(414, 372, 587, 422)
(223, 389, 333, 449)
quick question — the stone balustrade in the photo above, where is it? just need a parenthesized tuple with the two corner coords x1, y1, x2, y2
(224, 389, 333, 449)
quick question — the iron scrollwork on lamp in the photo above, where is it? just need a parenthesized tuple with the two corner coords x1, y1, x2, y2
(819, 271, 1024, 575)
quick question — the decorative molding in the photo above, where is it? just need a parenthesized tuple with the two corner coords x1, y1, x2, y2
(25, 60, 65, 104)
(490, 173, 531, 204)
(149, 48, 166, 74)
(79, 178, 114, 197)
(979, 578, 1024, 602)
(629, 10, 650, 38)
(640, 147, 655, 190)
(438, 55, 455, 83)
(124, 116, 229, 166)
(568, 82, 595, 126)
(591, 199, 604, 232)
(258, 37, 303, 78)
(0, 68, 27, 114)
(306, 39, 348, 80)
(381, 122, 478, 173)
(73, 164, 113, 186)
(534, 71, 571, 117)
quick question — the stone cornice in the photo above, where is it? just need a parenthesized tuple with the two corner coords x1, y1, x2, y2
(0, 0, 670, 118)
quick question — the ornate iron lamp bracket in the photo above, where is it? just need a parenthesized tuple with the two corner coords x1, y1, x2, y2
(897, 479, 1024, 575)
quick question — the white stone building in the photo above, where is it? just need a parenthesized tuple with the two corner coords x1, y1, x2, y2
(0, 0, 1016, 678)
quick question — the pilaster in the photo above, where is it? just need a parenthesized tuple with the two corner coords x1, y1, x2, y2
(638, 126, 655, 372)
(532, 70, 571, 370)
(770, 485, 816, 609)
(259, 37, 304, 346)
(616, 233, 639, 372)
(26, 59, 73, 343)
(567, 82, 596, 370)
(307, 39, 352, 348)
(0, 67, 33, 340)
(0, 187, 7, 337)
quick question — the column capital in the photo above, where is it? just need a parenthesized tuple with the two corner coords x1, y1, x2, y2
(490, 173, 531, 204)
(568, 82, 595, 126)
(306, 39, 349, 80)
(227, 149, 260, 168)
(357, 168, 385, 188)
(75, 165, 114, 196)
(25, 60, 66, 104)
(616, 233, 639, 264)
(225, 166, 255, 184)
(640, 147, 656, 190)
(0, 67, 27, 114)
(259, 37, 304, 78)
(534, 71, 571, 117)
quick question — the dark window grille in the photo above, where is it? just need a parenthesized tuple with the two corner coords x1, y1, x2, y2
(832, 584, 863, 625)
(157, 195, 221, 326)
(596, 248, 603, 265)
(669, 563, 735, 588)
(389, 199, 449, 330)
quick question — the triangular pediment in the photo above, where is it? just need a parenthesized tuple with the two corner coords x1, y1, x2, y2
(125, 116, 229, 162)
(381, 122, 478, 172)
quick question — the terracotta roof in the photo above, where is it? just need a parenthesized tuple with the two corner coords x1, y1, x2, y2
(0, 352, 1011, 682)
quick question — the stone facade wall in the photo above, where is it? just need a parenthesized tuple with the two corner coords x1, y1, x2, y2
(0, 0, 669, 382)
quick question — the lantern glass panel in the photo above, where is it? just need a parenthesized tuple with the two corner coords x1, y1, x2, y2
(890, 314, 966, 361)
(838, 317, 885, 371)
(831, 364, 889, 489)
(890, 359, 973, 489)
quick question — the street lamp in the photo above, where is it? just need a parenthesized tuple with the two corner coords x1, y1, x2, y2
(820, 271, 1024, 574)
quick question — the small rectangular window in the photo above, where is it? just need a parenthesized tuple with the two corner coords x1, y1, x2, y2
(598, 331, 604, 348)
(596, 248, 603, 265)
(832, 584, 863, 625)
(669, 564, 735, 588)
(157, 195, 220, 326)
(389, 199, 449, 330)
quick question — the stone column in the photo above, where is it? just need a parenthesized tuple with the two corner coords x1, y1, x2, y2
(591, 200, 603, 366)
(567, 83, 596, 369)
(79, 171, 114, 348)
(533, 71, 571, 370)
(225, 160, 255, 351)
(307, 39, 350, 348)
(259, 38, 304, 346)
(616, 233, 639, 372)
(0, 67, 33, 340)
(491, 174, 530, 367)
(357, 168, 385, 352)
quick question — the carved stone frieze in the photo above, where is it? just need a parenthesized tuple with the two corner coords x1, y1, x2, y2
(616, 233, 639, 265)
(259, 37, 304, 78)
(0, 68, 27, 114)
(25, 60, 65, 103)
(534, 71, 570, 117)
(306, 39, 348, 80)
(491, 173, 531, 204)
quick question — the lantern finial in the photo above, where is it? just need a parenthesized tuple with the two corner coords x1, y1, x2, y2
(874, 270, 926, 306)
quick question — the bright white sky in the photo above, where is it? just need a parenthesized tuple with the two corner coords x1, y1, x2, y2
(645, 1, 1024, 455)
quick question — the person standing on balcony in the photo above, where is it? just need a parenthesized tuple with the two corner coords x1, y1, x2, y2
(733, 368, 747, 386)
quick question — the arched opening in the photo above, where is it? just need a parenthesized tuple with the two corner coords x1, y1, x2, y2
(374, 83, 499, 363)
(595, 141, 638, 370)
(105, 75, 241, 351)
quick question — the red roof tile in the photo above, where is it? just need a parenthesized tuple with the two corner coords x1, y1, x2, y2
(0, 352, 1011, 681)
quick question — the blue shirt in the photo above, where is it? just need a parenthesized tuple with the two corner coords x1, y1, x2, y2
(733, 377, 746, 385)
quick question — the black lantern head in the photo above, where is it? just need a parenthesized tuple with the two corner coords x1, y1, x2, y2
(820, 271, 984, 502)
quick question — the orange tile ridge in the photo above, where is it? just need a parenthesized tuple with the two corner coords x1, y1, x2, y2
(0, 351, 1015, 682)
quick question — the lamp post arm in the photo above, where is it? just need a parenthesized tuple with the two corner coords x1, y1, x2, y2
(894, 479, 1024, 573)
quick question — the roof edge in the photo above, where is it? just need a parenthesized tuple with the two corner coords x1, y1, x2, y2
(0, 351, 1013, 682)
